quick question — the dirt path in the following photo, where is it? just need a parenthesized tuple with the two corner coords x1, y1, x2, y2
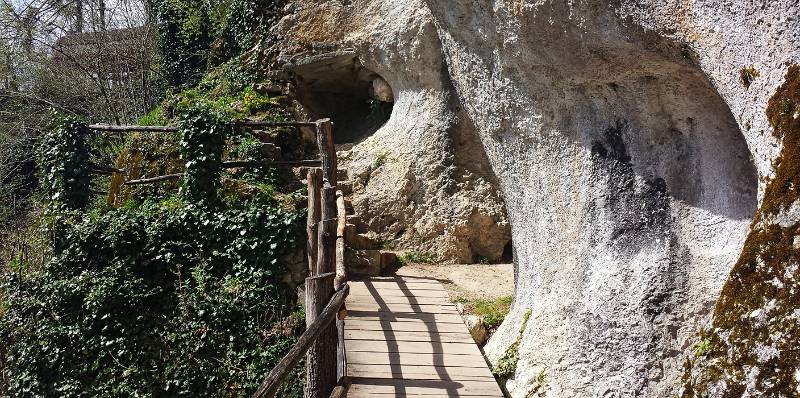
(394, 263, 514, 302)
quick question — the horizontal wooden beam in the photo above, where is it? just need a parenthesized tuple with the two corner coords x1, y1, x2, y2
(120, 160, 321, 185)
(236, 120, 318, 128)
(124, 173, 182, 185)
(252, 283, 350, 398)
(88, 124, 178, 132)
(90, 162, 125, 174)
(87, 120, 321, 133)
(222, 159, 321, 168)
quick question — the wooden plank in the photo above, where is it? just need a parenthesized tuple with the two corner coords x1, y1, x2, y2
(334, 191, 347, 290)
(347, 312, 465, 324)
(346, 340, 482, 355)
(345, 320, 468, 333)
(316, 119, 337, 185)
(347, 364, 496, 379)
(348, 377, 503, 396)
(356, 282, 447, 291)
(348, 286, 449, 298)
(366, 277, 441, 282)
(346, 294, 453, 305)
(348, 351, 488, 367)
(344, 276, 501, 397)
(345, 330, 474, 344)
(347, 302, 459, 314)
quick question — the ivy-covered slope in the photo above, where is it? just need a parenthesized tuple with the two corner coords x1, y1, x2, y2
(0, 1, 313, 389)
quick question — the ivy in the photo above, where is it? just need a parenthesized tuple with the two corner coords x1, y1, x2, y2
(178, 105, 229, 205)
(1, 197, 304, 396)
(155, 0, 285, 88)
(37, 116, 91, 253)
(2, 106, 306, 396)
(39, 116, 90, 212)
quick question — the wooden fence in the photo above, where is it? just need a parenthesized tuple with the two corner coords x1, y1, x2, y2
(87, 119, 350, 398)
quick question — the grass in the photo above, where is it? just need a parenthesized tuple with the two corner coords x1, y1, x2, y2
(397, 250, 435, 265)
(373, 153, 387, 168)
(474, 254, 490, 264)
(456, 295, 512, 329)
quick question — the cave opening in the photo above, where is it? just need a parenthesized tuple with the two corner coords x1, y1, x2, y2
(500, 240, 514, 263)
(290, 52, 394, 144)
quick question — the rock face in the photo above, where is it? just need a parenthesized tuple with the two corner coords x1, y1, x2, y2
(274, 2, 512, 264)
(276, 0, 800, 396)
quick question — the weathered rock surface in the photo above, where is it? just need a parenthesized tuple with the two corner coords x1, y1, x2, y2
(274, 1, 512, 264)
(276, 0, 800, 396)
(463, 314, 488, 346)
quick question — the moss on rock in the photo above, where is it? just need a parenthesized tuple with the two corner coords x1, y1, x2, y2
(681, 65, 800, 397)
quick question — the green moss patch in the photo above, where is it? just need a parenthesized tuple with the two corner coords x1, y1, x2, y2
(493, 308, 532, 384)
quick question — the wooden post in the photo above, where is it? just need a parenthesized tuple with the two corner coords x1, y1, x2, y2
(304, 119, 339, 398)
(252, 283, 349, 398)
(304, 273, 337, 398)
(334, 192, 347, 290)
(307, 169, 322, 274)
(315, 119, 337, 186)
(317, 188, 337, 275)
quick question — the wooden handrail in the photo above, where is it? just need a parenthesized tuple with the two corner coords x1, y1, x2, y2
(87, 120, 318, 133)
(88, 124, 178, 132)
(121, 160, 322, 185)
(221, 159, 322, 168)
(124, 173, 182, 185)
(252, 283, 349, 398)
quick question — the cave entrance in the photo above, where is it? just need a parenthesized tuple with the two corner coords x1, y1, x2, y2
(290, 51, 394, 144)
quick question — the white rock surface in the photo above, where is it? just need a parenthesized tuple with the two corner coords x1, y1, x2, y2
(278, 0, 800, 396)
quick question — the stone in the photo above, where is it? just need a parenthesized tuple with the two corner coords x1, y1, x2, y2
(463, 315, 487, 346)
(277, 0, 800, 396)
(372, 77, 394, 102)
(345, 224, 381, 250)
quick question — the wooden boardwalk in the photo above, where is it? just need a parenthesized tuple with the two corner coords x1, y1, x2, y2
(345, 276, 504, 397)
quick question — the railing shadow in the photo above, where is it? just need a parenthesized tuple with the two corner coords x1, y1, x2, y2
(362, 276, 465, 397)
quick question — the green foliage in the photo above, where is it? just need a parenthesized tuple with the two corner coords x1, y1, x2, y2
(1, 195, 304, 396)
(493, 308, 532, 383)
(38, 116, 90, 212)
(474, 254, 490, 264)
(457, 295, 512, 330)
(1, 103, 307, 396)
(156, 0, 284, 87)
(695, 337, 712, 357)
(137, 107, 168, 126)
(373, 153, 387, 168)
(178, 105, 230, 205)
(397, 250, 436, 265)
(241, 86, 278, 113)
(158, 0, 212, 87)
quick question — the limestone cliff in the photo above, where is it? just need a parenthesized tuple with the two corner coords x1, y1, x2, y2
(274, 1, 799, 396)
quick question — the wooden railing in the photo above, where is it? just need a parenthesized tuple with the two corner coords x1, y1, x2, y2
(87, 119, 350, 398)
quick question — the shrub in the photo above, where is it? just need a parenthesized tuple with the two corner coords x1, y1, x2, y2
(0, 195, 304, 396)
(1, 108, 306, 397)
